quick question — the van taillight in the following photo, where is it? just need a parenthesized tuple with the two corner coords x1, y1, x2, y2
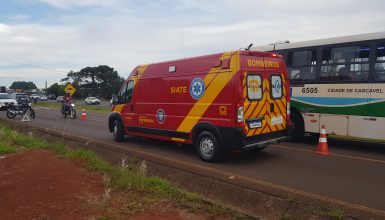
(286, 102, 291, 126)
(237, 106, 244, 123)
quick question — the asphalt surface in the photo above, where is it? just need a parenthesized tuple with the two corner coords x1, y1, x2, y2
(2, 107, 385, 213)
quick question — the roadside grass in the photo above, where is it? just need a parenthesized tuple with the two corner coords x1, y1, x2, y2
(327, 207, 346, 219)
(0, 140, 17, 154)
(34, 101, 111, 113)
(0, 122, 247, 219)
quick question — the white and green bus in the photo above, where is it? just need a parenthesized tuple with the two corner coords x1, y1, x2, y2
(252, 32, 385, 141)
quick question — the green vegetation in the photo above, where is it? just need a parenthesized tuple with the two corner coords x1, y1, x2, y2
(61, 65, 124, 99)
(0, 140, 17, 154)
(34, 101, 111, 113)
(10, 81, 37, 91)
(327, 207, 346, 219)
(0, 122, 245, 219)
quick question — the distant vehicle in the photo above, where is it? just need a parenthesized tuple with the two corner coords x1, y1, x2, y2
(56, 96, 64, 102)
(40, 95, 48, 101)
(85, 97, 100, 105)
(47, 94, 56, 100)
(0, 93, 17, 110)
(109, 50, 290, 162)
(11, 93, 29, 104)
(30, 94, 40, 102)
(252, 31, 385, 141)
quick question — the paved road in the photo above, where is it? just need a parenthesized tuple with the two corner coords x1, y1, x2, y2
(2, 107, 385, 212)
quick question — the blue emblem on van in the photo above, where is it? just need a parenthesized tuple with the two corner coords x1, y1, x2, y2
(156, 109, 166, 124)
(190, 78, 205, 100)
(274, 80, 281, 94)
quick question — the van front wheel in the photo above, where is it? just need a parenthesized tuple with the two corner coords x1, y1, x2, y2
(113, 119, 124, 142)
(196, 131, 222, 162)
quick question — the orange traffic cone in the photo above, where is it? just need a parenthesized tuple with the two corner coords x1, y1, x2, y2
(81, 109, 88, 121)
(316, 125, 330, 155)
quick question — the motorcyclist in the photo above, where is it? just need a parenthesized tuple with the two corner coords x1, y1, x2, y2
(62, 92, 73, 113)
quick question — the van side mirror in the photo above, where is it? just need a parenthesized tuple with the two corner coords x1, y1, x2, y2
(112, 94, 118, 104)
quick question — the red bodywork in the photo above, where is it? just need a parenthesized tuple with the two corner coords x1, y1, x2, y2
(110, 51, 289, 151)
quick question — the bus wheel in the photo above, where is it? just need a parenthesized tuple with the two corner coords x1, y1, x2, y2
(289, 111, 304, 141)
(196, 131, 222, 162)
(113, 119, 124, 142)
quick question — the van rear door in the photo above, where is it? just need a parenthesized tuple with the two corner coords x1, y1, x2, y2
(243, 57, 287, 137)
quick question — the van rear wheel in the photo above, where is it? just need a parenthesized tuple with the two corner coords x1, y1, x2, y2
(196, 131, 222, 162)
(113, 119, 124, 142)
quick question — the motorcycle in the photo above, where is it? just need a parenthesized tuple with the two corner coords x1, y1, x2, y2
(6, 102, 35, 119)
(62, 103, 76, 119)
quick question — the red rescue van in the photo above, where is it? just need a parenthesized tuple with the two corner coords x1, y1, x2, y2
(109, 50, 290, 162)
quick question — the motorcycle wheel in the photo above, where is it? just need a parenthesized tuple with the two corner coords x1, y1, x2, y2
(70, 109, 76, 119)
(29, 109, 36, 119)
(6, 110, 16, 119)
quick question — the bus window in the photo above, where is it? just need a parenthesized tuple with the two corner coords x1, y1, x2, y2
(374, 43, 385, 81)
(287, 50, 316, 82)
(321, 45, 369, 81)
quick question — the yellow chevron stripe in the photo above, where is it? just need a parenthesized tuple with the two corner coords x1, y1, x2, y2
(113, 104, 125, 113)
(132, 64, 149, 85)
(173, 51, 240, 136)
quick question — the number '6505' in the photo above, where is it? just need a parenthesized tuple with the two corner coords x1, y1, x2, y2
(302, 87, 318, 93)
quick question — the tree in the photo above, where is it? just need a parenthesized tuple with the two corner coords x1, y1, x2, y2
(95, 65, 125, 99)
(46, 83, 65, 97)
(61, 65, 125, 99)
(10, 81, 37, 91)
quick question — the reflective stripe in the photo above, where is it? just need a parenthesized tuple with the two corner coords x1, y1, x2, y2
(319, 137, 327, 142)
(173, 51, 240, 135)
(113, 104, 124, 113)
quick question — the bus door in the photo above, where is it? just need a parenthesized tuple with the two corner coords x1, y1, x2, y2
(365, 42, 385, 139)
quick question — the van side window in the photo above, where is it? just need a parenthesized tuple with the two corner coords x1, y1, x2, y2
(247, 74, 262, 100)
(118, 80, 134, 103)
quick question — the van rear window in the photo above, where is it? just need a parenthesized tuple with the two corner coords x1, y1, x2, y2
(247, 74, 262, 100)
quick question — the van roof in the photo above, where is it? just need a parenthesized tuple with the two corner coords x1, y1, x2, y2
(129, 50, 282, 78)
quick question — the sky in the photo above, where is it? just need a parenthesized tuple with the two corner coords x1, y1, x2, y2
(0, 0, 385, 89)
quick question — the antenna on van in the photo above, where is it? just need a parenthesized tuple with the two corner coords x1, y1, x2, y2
(245, 43, 253, 51)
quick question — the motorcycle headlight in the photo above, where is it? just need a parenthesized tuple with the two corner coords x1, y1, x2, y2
(71, 103, 75, 107)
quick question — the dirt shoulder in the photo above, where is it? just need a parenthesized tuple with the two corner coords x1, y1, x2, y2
(0, 150, 104, 219)
(0, 150, 240, 220)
